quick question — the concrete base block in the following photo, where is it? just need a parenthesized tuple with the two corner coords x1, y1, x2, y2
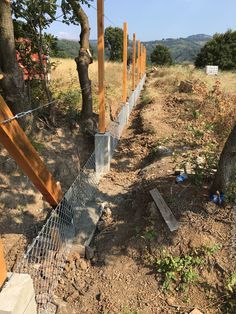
(124, 102, 130, 123)
(128, 92, 135, 111)
(73, 202, 103, 247)
(117, 106, 126, 137)
(0, 273, 37, 314)
(95, 132, 111, 178)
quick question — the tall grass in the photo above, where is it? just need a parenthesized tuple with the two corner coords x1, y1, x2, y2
(51, 58, 132, 122)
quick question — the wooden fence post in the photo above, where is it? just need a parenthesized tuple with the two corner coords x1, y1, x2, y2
(0, 96, 62, 206)
(122, 22, 128, 103)
(137, 40, 141, 82)
(141, 44, 144, 76)
(132, 33, 136, 91)
(97, 0, 105, 133)
(145, 47, 147, 72)
(0, 239, 7, 289)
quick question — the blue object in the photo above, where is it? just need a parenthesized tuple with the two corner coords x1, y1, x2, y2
(176, 173, 188, 183)
(210, 192, 224, 205)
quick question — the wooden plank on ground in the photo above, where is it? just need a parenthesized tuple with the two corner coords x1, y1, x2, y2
(0, 239, 7, 289)
(150, 188, 179, 232)
(0, 95, 62, 206)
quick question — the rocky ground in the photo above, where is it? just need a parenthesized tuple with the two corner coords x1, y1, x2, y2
(53, 70, 235, 313)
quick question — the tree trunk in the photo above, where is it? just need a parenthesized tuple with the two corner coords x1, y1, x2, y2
(67, 0, 93, 120)
(210, 124, 236, 193)
(0, 0, 29, 115)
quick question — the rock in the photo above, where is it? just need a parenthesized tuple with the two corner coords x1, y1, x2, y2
(85, 246, 94, 260)
(69, 244, 85, 258)
(179, 80, 194, 93)
(76, 259, 88, 271)
(189, 309, 203, 314)
(103, 207, 112, 218)
(156, 146, 173, 157)
(166, 297, 178, 307)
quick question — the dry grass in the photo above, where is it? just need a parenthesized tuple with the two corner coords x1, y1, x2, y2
(51, 58, 132, 119)
(149, 65, 236, 136)
(151, 65, 236, 94)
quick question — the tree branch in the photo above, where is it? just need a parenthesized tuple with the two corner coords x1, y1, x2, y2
(67, 0, 90, 50)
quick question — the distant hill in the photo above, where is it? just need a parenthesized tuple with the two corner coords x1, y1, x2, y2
(144, 34, 212, 63)
(56, 39, 80, 58)
(55, 34, 212, 64)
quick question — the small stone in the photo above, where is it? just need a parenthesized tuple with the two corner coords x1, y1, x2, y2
(85, 246, 94, 260)
(189, 309, 203, 314)
(99, 201, 108, 210)
(166, 297, 177, 307)
(77, 259, 88, 270)
(103, 207, 112, 217)
(69, 243, 85, 258)
(156, 146, 173, 157)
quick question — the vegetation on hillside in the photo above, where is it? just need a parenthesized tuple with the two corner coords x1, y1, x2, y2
(145, 34, 211, 64)
(55, 34, 211, 64)
(195, 30, 236, 70)
(150, 45, 173, 66)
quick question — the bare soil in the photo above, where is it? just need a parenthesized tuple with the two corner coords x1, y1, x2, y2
(0, 110, 93, 272)
(54, 72, 235, 313)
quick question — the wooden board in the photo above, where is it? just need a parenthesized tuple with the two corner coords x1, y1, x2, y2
(0, 239, 7, 289)
(0, 96, 62, 206)
(150, 188, 179, 232)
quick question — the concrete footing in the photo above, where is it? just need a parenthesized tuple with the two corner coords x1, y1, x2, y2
(124, 102, 130, 123)
(0, 273, 37, 314)
(95, 74, 146, 179)
(95, 132, 111, 178)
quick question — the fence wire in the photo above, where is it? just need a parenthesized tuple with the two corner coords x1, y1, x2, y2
(15, 75, 146, 313)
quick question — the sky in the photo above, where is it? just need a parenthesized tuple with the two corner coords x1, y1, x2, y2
(48, 0, 236, 41)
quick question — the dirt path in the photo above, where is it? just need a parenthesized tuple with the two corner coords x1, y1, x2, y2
(55, 73, 234, 314)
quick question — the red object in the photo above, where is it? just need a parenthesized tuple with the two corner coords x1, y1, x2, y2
(16, 38, 49, 81)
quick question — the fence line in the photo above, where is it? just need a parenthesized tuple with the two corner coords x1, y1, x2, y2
(16, 74, 146, 313)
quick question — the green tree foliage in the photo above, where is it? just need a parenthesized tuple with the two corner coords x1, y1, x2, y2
(105, 26, 123, 61)
(12, 0, 58, 100)
(195, 30, 236, 70)
(150, 44, 173, 66)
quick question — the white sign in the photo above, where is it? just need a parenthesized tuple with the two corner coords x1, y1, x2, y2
(206, 65, 219, 75)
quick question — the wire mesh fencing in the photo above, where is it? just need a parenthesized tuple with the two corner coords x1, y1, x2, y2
(16, 75, 146, 313)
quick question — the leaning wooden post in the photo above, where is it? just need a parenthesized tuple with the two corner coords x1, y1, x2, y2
(0, 96, 62, 206)
(0, 239, 7, 289)
(97, 0, 105, 133)
(137, 40, 141, 83)
(122, 22, 128, 103)
(132, 33, 136, 91)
